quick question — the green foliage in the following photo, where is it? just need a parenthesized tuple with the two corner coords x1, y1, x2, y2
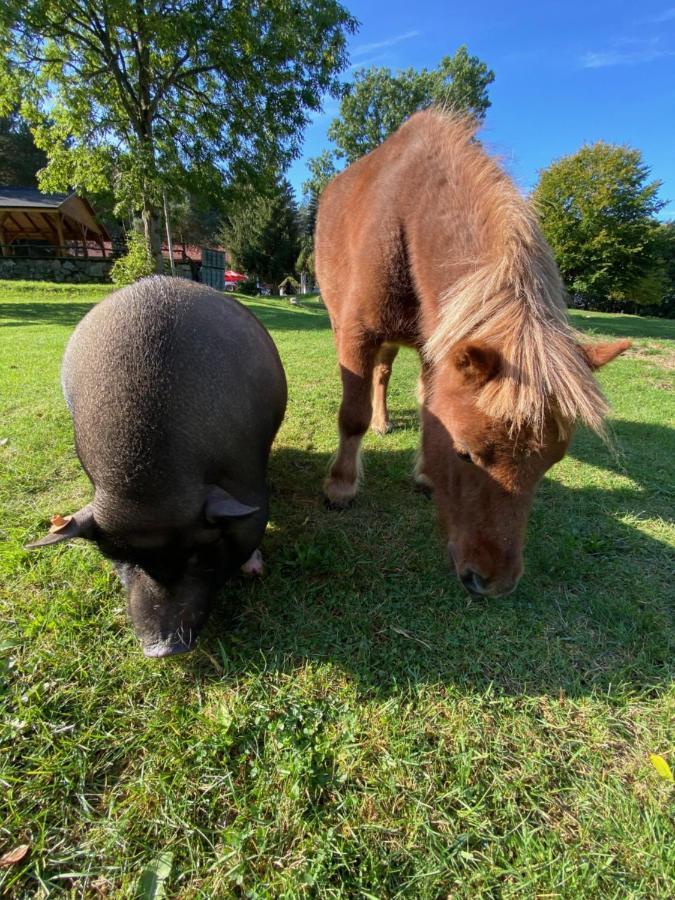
(533, 142, 666, 310)
(221, 177, 300, 290)
(110, 229, 154, 286)
(237, 278, 259, 296)
(296, 239, 315, 280)
(0, 108, 46, 187)
(644, 221, 675, 316)
(169, 192, 222, 250)
(296, 192, 320, 278)
(326, 46, 495, 164)
(302, 149, 339, 202)
(0, 0, 357, 266)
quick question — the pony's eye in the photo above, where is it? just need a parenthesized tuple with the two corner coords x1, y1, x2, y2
(457, 449, 474, 465)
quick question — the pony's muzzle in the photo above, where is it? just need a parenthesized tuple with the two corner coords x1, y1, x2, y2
(449, 543, 520, 598)
(460, 569, 489, 595)
(459, 568, 518, 598)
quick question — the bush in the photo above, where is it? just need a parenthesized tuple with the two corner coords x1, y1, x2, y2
(237, 278, 258, 296)
(110, 230, 155, 286)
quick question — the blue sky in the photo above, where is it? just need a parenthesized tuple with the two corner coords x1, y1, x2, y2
(287, 1, 675, 217)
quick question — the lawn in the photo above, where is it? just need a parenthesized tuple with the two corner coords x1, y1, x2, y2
(1, 281, 674, 898)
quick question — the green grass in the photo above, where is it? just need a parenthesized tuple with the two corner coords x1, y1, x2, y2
(1, 281, 674, 898)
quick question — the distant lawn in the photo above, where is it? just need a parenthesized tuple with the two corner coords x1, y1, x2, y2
(1, 282, 673, 897)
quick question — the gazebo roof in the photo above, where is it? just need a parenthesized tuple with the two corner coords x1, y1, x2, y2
(0, 188, 69, 208)
(0, 188, 110, 246)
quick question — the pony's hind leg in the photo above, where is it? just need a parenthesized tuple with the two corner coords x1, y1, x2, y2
(324, 335, 377, 508)
(371, 343, 399, 435)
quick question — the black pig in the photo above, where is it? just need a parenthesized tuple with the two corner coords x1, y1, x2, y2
(27, 276, 287, 657)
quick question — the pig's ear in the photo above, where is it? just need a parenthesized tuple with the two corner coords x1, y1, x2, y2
(204, 486, 259, 523)
(25, 505, 95, 549)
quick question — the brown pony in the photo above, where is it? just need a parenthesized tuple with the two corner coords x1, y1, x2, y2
(315, 109, 629, 597)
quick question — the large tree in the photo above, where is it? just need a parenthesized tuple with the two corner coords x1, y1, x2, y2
(640, 220, 675, 315)
(169, 191, 223, 252)
(297, 150, 337, 280)
(302, 149, 338, 204)
(0, 0, 357, 270)
(0, 108, 46, 187)
(221, 177, 300, 292)
(533, 142, 665, 308)
(326, 46, 494, 164)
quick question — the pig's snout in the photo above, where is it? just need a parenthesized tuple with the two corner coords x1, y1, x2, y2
(142, 636, 196, 658)
(123, 565, 212, 661)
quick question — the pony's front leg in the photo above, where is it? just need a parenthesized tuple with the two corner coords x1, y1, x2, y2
(371, 343, 399, 435)
(324, 337, 377, 507)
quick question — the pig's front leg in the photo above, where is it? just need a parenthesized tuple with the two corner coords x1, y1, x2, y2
(240, 548, 264, 576)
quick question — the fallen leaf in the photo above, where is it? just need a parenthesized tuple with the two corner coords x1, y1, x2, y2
(649, 754, 674, 782)
(137, 850, 173, 899)
(0, 844, 30, 867)
(49, 514, 72, 532)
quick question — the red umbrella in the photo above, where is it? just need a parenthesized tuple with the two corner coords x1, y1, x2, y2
(225, 270, 247, 281)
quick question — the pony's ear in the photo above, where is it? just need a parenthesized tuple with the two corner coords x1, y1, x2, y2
(203, 486, 259, 524)
(581, 339, 631, 370)
(25, 505, 95, 549)
(452, 342, 502, 385)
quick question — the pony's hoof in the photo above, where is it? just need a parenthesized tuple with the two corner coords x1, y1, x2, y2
(323, 477, 358, 509)
(371, 419, 393, 435)
(324, 496, 353, 511)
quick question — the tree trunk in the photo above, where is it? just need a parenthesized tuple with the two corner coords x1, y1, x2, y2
(142, 201, 164, 274)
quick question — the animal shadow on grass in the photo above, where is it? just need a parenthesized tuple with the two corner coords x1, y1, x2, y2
(240, 299, 332, 333)
(0, 302, 96, 328)
(0, 296, 332, 332)
(191, 418, 674, 700)
(572, 311, 675, 341)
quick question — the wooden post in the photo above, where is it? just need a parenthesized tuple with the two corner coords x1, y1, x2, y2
(41, 212, 61, 250)
(162, 190, 175, 276)
(55, 215, 65, 256)
(0, 213, 8, 256)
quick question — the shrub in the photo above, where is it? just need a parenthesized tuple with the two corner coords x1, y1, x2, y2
(110, 230, 155, 286)
(238, 278, 259, 296)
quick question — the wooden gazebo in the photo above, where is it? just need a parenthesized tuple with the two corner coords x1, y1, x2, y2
(0, 188, 110, 257)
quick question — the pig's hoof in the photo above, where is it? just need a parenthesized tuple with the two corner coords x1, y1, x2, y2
(241, 548, 264, 576)
(323, 477, 357, 509)
(143, 639, 195, 659)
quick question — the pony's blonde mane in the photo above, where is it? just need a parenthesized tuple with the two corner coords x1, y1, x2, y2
(422, 110, 607, 437)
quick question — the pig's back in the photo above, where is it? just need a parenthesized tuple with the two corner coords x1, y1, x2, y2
(62, 277, 286, 499)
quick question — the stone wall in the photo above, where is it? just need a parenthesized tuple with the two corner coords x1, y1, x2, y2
(0, 255, 114, 283)
(0, 256, 197, 284)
